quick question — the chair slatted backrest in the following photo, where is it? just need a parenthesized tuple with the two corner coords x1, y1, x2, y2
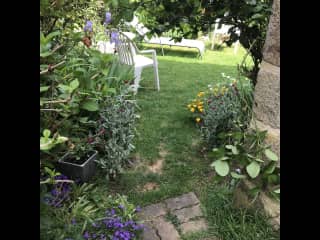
(116, 32, 138, 66)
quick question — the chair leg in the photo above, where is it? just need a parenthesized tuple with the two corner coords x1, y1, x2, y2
(134, 67, 142, 93)
(153, 63, 160, 91)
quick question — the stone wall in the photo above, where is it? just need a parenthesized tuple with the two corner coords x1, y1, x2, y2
(252, 0, 280, 159)
(248, 0, 280, 229)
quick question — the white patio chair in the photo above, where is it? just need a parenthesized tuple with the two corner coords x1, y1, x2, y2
(116, 32, 160, 92)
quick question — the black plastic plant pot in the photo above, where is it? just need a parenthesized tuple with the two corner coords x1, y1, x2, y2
(57, 151, 98, 182)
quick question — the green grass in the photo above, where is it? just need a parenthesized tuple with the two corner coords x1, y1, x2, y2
(95, 46, 278, 239)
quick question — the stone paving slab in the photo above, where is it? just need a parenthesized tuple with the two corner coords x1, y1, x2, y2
(152, 217, 180, 240)
(139, 192, 209, 239)
(138, 202, 167, 220)
(172, 204, 203, 223)
(141, 222, 160, 240)
(165, 192, 200, 211)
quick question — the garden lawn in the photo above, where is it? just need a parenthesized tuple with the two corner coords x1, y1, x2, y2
(96, 45, 279, 240)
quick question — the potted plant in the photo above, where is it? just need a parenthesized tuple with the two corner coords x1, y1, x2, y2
(57, 141, 98, 182)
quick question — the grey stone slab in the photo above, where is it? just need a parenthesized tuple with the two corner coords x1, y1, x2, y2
(172, 204, 203, 223)
(165, 192, 199, 211)
(138, 202, 167, 220)
(141, 222, 160, 240)
(180, 219, 208, 235)
(152, 217, 180, 240)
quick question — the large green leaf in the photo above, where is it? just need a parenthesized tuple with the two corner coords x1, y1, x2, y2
(265, 149, 278, 161)
(81, 100, 99, 112)
(211, 160, 229, 177)
(246, 161, 261, 178)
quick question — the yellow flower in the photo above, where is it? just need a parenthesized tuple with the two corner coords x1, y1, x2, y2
(197, 91, 205, 97)
(199, 108, 203, 113)
(196, 117, 201, 122)
(187, 104, 191, 108)
(193, 104, 197, 108)
(190, 108, 195, 112)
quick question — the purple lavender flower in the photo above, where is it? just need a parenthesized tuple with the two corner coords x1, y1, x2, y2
(71, 218, 76, 225)
(118, 204, 125, 210)
(105, 12, 111, 24)
(83, 231, 90, 240)
(134, 206, 141, 212)
(110, 31, 119, 45)
(84, 21, 93, 32)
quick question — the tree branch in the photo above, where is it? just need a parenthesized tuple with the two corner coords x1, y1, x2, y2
(40, 60, 65, 75)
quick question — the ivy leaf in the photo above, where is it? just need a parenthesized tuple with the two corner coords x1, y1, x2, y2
(211, 160, 229, 176)
(81, 100, 99, 112)
(274, 189, 280, 194)
(246, 161, 261, 178)
(264, 149, 278, 161)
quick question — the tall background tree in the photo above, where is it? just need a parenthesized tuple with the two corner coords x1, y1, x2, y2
(135, 0, 273, 85)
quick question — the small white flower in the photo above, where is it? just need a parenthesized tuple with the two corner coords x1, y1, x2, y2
(235, 168, 241, 174)
(208, 84, 212, 88)
(209, 88, 213, 91)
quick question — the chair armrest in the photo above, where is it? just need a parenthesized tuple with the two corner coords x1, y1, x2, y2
(138, 49, 156, 54)
(138, 49, 158, 64)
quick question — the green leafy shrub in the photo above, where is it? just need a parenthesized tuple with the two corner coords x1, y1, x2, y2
(94, 95, 138, 179)
(209, 129, 280, 195)
(187, 74, 253, 148)
(40, 177, 143, 240)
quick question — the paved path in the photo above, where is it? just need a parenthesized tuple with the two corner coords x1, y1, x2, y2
(138, 192, 208, 239)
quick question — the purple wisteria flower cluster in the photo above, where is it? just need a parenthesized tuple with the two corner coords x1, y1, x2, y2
(105, 12, 112, 25)
(44, 174, 72, 208)
(84, 20, 93, 32)
(82, 205, 144, 240)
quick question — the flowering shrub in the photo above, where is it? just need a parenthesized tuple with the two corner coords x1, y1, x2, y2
(44, 174, 73, 208)
(187, 73, 253, 147)
(82, 197, 143, 240)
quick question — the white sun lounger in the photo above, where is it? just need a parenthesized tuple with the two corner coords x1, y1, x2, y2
(144, 36, 205, 58)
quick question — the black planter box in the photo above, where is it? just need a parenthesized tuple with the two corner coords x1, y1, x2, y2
(57, 151, 98, 182)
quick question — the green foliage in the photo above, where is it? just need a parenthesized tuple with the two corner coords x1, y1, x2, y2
(94, 95, 138, 179)
(136, 0, 273, 84)
(188, 73, 253, 148)
(40, 129, 68, 151)
(209, 129, 280, 193)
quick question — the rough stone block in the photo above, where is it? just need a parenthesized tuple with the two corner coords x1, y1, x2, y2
(165, 192, 199, 211)
(172, 204, 203, 223)
(141, 222, 160, 240)
(263, 0, 280, 66)
(253, 60, 280, 129)
(138, 202, 167, 220)
(152, 217, 180, 240)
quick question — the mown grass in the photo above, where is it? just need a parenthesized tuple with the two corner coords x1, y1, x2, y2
(95, 46, 279, 239)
